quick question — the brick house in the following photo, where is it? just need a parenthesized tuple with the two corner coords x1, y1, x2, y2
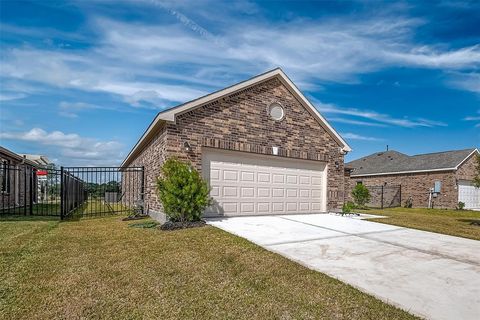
(345, 148, 480, 209)
(122, 68, 351, 219)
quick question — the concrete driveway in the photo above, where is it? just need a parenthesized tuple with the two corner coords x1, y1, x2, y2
(208, 214, 480, 320)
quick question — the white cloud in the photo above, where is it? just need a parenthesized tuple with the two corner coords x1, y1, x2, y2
(0, 93, 26, 101)
(341, 133, 383, 141)
(463, 109, 480, 128)
(316, 101, 447, 128)
(1, 10, 479, 108)
(0, 128, 124, 165)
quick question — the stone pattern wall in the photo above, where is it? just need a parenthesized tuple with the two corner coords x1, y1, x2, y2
(127, 78, 346, 213)
(456, 153, 478, 181)
(346, 171, 458, 209)
(126, 123, 168, 214)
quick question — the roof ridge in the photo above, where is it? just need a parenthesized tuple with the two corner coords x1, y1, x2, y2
(409, 148, 475, 157)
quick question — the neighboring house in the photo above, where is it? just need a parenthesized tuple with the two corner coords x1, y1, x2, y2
(0, 146, 38, 210)
(122, 68, 351, 219)
(346, 148, 480, 209)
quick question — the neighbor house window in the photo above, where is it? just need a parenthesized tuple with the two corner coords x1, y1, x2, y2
(356, 181, 363, 185)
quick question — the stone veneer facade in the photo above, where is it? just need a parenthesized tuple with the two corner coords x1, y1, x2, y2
(126, 78, 346, 215)
(345, 153, 478, 209)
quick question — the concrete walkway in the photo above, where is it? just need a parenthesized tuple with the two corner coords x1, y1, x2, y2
(208, 214, 480, 320)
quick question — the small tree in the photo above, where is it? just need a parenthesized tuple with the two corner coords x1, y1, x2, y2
(473, 154, 480, 188)
(351, 184, 371, 208)
(157, 158, 211, 223)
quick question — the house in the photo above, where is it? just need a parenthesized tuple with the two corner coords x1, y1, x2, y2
(345, 148, 480, 209)
(0, 146, 38, 211)
(122, 68, 351, 219)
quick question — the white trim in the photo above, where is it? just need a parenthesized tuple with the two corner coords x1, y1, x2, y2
(350, 148, 479, 178)
(122, 68, 351, 167)
(454, 148, 479, 170)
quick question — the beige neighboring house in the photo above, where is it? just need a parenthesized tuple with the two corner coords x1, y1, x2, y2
(19, 154, 51, 167)
(122, 68, 351, 220)
(346, 148, 480, 210)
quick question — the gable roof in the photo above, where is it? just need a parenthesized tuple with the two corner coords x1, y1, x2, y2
(347, 148, 479, 177)
(122, 68, 351, 167)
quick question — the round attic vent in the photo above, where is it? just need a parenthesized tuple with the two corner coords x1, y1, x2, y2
(268, 102, 285, 121)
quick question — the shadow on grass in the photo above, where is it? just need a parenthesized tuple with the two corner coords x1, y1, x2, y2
(0, 215, 60, 222)
(457, 219, 480, 226)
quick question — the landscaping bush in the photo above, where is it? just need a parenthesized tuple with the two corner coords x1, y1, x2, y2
(351, 184, 370, 208)
(156, 158, 211, 223)
(341, 201, 355, 214)
(456, 202, 465, 210)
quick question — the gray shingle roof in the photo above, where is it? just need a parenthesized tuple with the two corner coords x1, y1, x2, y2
(347, 148, 477, 176)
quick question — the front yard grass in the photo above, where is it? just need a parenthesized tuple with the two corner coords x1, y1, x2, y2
(0, 215, 417, 319)
(360, 207, 480, 240)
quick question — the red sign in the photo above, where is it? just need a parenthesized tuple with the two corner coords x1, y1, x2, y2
(36, 170, 48, 176)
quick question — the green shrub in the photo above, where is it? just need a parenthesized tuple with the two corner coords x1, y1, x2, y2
(351, 184, 371, 208)
(342, 201, 355, 214)
(156, 158, 211, 222)
(457, 202, 465, 210)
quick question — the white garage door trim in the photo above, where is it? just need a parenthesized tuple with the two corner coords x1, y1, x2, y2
(202, 148, 328, 216)
(458, 180, 480, 210)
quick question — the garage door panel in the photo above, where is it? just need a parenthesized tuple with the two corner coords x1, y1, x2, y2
(258, 173, 271, 183)
(257, 188, 270, 197)
(223, 186, 238, 197)
(241, 171, 255, 182)
(272, 202, 284, 212)
(286, 202, 298, 211)
(272, 188, 285, 197)
(223, 170, 238, 181)
(257, 202, 270, 213)
(458, 181, 480, 210)
(241, 187, 255, 197)
(273, 174, 285, 183)
(204, 150, 326, 216)
(286, 189, 298, 197)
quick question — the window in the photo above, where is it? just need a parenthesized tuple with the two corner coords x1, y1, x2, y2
(356, 181, 363, 185)
(268, 102, 285, 121)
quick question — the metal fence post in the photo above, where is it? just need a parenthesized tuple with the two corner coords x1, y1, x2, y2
(381, 185, 384, 209)
(60, 166, 64, 220)
(140, 166, 145, 215)
(24, 165, 27, 216)
(29, 168, 34, 215)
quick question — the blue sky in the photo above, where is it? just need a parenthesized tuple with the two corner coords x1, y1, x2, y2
(0, 0, 479, 166)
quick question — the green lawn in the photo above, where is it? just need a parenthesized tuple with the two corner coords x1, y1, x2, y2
(360, 207, 480, 240)
(0, 215, 418, 319)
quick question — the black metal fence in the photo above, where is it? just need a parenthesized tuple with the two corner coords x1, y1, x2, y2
(365, 185, 402, 209)
(0, 163, 144, 219)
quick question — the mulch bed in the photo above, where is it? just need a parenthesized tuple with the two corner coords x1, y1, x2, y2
(159, 220, 206, 231)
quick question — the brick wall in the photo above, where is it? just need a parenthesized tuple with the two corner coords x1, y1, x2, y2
(456, 152, 478, 181)
(346, 171, 458, 209)
(127, 77, 346, 214)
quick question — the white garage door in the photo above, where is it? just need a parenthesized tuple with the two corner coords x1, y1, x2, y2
(458, 180, 480, 210)
(202, 149, 327, 216)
